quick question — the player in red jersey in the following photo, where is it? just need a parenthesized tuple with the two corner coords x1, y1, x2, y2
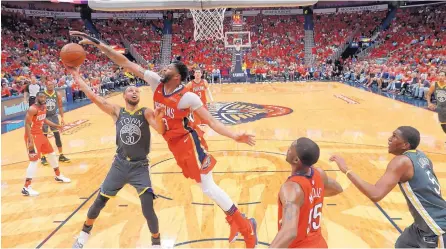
(71, 31, 258, 248)
(186, 68, 213, 105)
(185, 68, 213, 125)
(270, 138, 343, 248)
(23, 92, 71, 196)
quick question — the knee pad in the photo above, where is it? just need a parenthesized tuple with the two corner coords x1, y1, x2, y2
(87, 193, 110, 219)
(46, 152, 59, 169)
(26, 161, 38, 178)
(441, 124, 446, 134)
(53, 132, 62, 148)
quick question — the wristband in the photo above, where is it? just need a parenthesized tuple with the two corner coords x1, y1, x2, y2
(345, 169, 353, 176)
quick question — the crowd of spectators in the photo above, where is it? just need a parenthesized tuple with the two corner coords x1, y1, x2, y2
(1, 10, 138, 101)
(341, 4, 445, 103)
(313, 10, 386, 64)
(2, 2, 444, 102)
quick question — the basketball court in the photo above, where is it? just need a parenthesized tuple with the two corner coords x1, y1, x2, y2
(2, 82, 445, 248)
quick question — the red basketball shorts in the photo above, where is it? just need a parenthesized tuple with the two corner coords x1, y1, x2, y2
(167, 130, 216, 183)
(24, 133, 54, 161)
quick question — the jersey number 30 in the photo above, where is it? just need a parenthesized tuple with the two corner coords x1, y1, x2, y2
(426, 170, 441, 195)
(307, 203, 322, 234)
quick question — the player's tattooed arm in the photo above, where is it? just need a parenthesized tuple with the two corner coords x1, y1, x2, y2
(194, 104, 255, 146)
(315, 167, 343, 197)
(269, 181, 303, 249)
(67, 67, 120, 120)
(144, 107, 166, 135)
(69, 31, 146, 79)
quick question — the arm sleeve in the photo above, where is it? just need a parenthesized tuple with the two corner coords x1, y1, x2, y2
(144, 70, 161, 92)
(178, 92, 203, 111)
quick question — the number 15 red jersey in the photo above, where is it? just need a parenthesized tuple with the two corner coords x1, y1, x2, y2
(278, 168, 327, 248)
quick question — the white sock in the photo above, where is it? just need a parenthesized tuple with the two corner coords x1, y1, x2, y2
(199, 172, 234, 211)
(26, 161, 38, 179)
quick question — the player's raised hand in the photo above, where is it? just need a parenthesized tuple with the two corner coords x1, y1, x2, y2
(69, 31, 88, 37)
(64, 64, 80, 77)
(69, 31, 100, 46)
(234, 132, 256, 146)
(329, 155, 349, 173)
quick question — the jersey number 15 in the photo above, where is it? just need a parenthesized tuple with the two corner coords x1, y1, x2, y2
(307, 203, 322, 234)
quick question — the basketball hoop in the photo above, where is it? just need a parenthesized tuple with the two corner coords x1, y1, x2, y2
(190, 7, 226, 41)
(235, 45, 241, 52)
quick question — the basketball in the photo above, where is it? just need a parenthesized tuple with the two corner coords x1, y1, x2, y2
(60, 43, 86, 67)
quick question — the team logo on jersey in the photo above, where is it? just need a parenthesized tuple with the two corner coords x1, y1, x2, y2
(46, 98, 57, 112)
(208, 102, 293, 125)
(418, 157, 430, 169)
(119, 117, 143, 145)
(436, 90, 446, 103)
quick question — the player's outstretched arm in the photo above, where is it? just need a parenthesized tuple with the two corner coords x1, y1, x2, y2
(329, 155, 411, 202)
(69, 31, 146, 79)
(144, 107, 166, 135)
(315, 168, 343, 197)
(194, 106, 255, 146)
(66, 67, 120, 120)
(269, 181, 303, 248)
(426, 83, 436, 111)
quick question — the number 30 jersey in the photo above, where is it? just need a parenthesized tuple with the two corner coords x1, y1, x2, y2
(278, 168, 327, 248)
(115, 107, 151, 161)
(399, 150, 446, 236)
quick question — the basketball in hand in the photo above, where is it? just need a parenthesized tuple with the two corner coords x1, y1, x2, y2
(60, 43, 86, 67)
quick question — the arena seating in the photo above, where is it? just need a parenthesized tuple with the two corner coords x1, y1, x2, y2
(313, 10, 386, 64)
(2, 2, 443, 93)
(345, 4, 445, 101)
(1, 11, 129, 99)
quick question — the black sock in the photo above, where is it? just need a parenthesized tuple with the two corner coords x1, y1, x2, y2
(82, 223, 93, 234)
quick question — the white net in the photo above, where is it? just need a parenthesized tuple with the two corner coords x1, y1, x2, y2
(190, 8, 226, 41)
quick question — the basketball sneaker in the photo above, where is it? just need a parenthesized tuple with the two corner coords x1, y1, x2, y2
(226, 214, 245, 243)
(151, 235, 161, 248)
(242, 218, 258, 248)
(55, 175, 71, 183)
(73, 231, 89, 248)
(59, 154, 70, 163)
(41, 156, 49, 166)
(22, 186, 39, 196)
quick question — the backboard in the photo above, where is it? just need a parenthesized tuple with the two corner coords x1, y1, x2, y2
(225, 31, 251, 49)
